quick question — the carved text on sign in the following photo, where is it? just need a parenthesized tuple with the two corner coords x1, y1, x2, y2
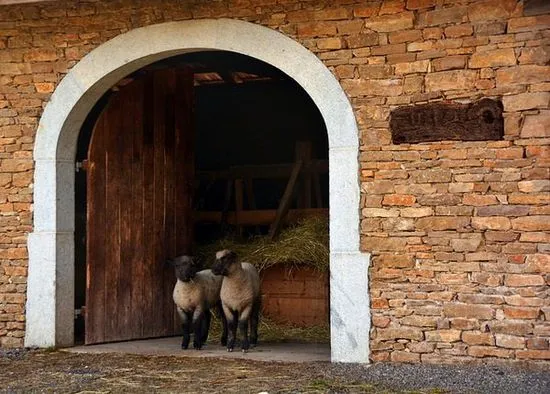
(389, 98, 504, 144)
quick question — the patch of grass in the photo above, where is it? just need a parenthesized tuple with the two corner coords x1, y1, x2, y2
(308, 378, 334, 390)
(304, 379, 377, 393)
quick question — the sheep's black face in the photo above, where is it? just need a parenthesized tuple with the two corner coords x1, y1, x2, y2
(167, 255, 199, 282)
(212, 250, 237, 276)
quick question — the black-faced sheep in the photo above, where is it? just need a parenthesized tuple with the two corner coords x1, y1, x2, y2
(211, 249, 261, 352)
(167, 255, 227, 350)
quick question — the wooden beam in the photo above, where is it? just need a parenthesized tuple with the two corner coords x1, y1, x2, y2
(195, 208, 328, 226)
(269, 159, 303, 239)
(219, 70, 243, 84)
(196, 160, 328, 181)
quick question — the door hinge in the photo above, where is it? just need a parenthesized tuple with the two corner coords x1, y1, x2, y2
(76, 160, 88, 172)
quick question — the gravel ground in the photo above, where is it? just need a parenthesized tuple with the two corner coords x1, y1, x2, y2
(322, 362, 550, 394)
(1, 348, 549, 393)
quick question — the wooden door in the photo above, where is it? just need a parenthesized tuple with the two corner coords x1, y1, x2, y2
(85, 69, 194, 344)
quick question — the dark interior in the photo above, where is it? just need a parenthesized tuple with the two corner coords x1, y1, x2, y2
(74, 50, 328, 343)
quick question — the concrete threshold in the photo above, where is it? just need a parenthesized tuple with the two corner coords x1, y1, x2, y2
(67, 337, 331, 363)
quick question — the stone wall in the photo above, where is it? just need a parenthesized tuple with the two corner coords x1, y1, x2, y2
(0, 0, 548, 363)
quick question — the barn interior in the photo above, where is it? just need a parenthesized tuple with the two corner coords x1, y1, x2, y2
(74, 50, 330, 350)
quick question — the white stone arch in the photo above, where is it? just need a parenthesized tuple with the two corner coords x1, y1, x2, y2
(26, 19, 370, 363)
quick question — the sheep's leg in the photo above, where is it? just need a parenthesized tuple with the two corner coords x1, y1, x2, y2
(192, 308, 205, 350)
(201, 309, 211, 344)
(239, 305, 253, 352)
(223, 304, 238, 352)
(250, 298, 261, 347)
(178, 308, 191, 350)
(217, 302, 228, 346)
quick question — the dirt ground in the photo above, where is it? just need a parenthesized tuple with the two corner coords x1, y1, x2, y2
(0, 349, 379, 393)
(1, 348, 549, 393)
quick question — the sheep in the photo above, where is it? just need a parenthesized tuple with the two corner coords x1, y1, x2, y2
(211, 249, 261, 352)
(167, 255, 227, 350)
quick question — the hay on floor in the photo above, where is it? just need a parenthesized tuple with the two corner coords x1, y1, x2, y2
(206, 315, 330, 345)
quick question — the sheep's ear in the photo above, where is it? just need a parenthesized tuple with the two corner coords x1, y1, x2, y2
(228, 251, 237, 261)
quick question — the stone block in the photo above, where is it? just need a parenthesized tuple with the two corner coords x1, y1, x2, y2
(432, 55, 467, 71)
(469, 48, 516, 68)
(512, 216, 550, 231)
(503, 306, 540, 319)
(364, 12, 415, 32)
(521, 111, 550, 138)
(502, 92, 550, 112)
(504, 274, 545, 287)
(462, 331, 494, 345)
(425, 70, 477, 91)
(444, 303, 494, 319)
(425, 329, 462, 342)
(377, 327, 424, 341)
(496, 65, 550, 86)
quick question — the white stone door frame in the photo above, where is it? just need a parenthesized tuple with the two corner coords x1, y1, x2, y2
(26, 19, 371, 363)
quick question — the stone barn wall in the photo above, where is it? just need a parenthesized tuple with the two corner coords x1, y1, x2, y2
(0, 0, 548, 363)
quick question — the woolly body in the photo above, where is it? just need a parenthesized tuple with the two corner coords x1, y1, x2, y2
(212, 249, 262, 352)
(168, 255, 227, 350)
(219, 262, 260, 314)
(173, 269, 222, 314)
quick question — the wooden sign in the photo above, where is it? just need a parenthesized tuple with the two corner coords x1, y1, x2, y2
(389, 98, 504, 144)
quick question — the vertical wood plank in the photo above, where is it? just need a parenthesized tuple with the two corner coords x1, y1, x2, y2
(103, 93, 122, 342)
(313, 171, 323, 209)
(173, 67, 195, 332)
(235, 178, 244, 236)
(295, 141, 312, 209)
(220, 179, 233, 230)
(163, 70, 177, 336)
(117, 80, 140, 339)
(245, 178, 256, 210)
(152, 69, 168, 338)
(85, 115, 107, 345)
(130, 79, 145, 339)
(141, 73, 156, 339)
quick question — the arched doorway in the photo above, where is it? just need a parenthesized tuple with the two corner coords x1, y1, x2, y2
(26, 19, 370, 363)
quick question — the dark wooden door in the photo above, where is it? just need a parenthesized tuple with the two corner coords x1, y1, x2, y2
(86, 69, 194, 344)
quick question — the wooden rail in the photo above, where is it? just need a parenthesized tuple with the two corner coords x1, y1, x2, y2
(194, 208, 328, 226)
(196, 160, 328, 181)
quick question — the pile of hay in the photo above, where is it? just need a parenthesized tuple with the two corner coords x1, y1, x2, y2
(197, 215, 329, 273)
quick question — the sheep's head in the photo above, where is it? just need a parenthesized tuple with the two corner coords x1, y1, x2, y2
(211, 249, 238, 276)
(167, 255, 199, 282)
